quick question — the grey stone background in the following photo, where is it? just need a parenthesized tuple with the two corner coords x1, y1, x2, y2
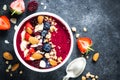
(0, 0, 120, 80)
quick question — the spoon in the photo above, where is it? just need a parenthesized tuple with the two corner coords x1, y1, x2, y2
(63, 57, 86, 80)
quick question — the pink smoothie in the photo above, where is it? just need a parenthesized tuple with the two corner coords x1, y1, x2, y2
(16, 15, 71, 69)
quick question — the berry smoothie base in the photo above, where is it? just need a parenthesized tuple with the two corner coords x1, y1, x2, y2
(16, 15, 71, 69)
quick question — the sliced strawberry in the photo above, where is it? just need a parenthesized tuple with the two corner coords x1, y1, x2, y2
(10, 0, 25, 15)
(25, 32, 31, 41)
(25, 54, 30, 60)
(28, 48, 35, 55)
(25, 22, 34, 29)
(77, 37, 94, 54)
(0, 16, 11, 30)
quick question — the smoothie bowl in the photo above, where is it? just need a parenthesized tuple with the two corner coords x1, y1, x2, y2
(14, 12, 73, 72)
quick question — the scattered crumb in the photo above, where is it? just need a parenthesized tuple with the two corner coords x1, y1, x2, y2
(19, 70, 23, 74)
(10, 73, 13, 77)
(71, 27, 76, 32)
(92, 78, 96, 80)
(6, 69, 9, 72)
(3, 4, 7, 11)
(14, 25, 18, 31)
(41, 2, 44, 5)
(82, 76, 86, 80)
(5, 61, 9, 64)
(86, 56, 89, 59)
(86, 72, 91, 78)
(83, 27, 87, 32)
(95, 75, 99, 79)
(8, 64, 12, 70)
(44, 5, 47, 9)
(75, 33, 80, 38)
(10, 18, 17, 24)
(4, 40, 10, 44)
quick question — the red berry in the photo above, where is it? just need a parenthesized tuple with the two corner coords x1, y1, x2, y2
(27, 0, 38, 12)
(29, 48, 35, 55)
(25, 22, 34, 29)
(25, 32, 30, 41)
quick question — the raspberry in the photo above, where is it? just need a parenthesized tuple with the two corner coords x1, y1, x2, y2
(27, 0, 39, 12)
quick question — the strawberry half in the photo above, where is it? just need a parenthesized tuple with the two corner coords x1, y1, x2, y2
(0, 16, 11, 30)
(10, 0, 25, 15)
(25, 32, 31, 41)
(77, 37, 94, 54)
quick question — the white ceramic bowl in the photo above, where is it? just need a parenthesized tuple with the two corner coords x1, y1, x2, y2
(14, 12, 74, 72)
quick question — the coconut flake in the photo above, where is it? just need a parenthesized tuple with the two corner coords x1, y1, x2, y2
(3, 4, 7, 11)
(4, 40, 9, 44)
(10, 18, 17, 24)
(14, 25, 18, 31)
(41, 2, 44, 5)
(44, 5, 47, 9)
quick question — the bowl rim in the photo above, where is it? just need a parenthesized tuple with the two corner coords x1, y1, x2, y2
(14, 12, 74, 72)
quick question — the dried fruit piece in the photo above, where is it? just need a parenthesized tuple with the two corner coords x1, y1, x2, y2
(11, 63, 19, 71)
(3, 52, 13, 60)
(31, 52, 43, 60)
(92, 52, 99, 62)
(49, 59, 57, 66)
(29, 36, 39, 44)
(37, 16, 44, 24)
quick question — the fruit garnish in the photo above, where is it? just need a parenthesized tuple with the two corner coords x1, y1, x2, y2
(27, 0, 38, 12)
(77, 37, 94, 54)
(25, 32, 31, 41)
(0, 16, 11, 30)
(43, 43, 51, 52)
(25, 22, 34, 34)
(10, 0, 25, 15)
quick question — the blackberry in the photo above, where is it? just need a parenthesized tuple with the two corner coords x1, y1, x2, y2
(30, 17, 38, 27)
(27, 0, 38, 12)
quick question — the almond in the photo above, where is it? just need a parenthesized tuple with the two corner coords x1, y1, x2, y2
(92, 52, 99, 62)
(37, 16, 44, 24)
(29, 36, 39, 44)
(31, 52, 43, 60)
(3, 52, 13, 60)
(49, 59, 57, 66)
(11, 63, 19, 71)
(26, 27, 33, 34)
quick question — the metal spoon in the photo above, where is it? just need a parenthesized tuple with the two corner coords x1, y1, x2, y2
(63, 57, 86, 80)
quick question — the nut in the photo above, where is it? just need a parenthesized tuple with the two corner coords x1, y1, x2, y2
(37, 16, 44, 24)
(11, 63, 19, 71)
(49, 59, 57, 66)
(3, 52, 13, 60)
(29, 36, 39, 44)
(92, 52, 99, 62)
(82, 76, 86, 80)
(31, 52, 43, 60)
(26, 27, 33, 34)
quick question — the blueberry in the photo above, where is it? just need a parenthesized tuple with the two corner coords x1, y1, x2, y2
(41, 30, 48, 37)
(44, 22, 51, 30)
(46, 61, 51, 68)
(42, 43, 51, 52)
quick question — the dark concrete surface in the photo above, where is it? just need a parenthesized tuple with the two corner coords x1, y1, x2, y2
(0, 0, 120, 80)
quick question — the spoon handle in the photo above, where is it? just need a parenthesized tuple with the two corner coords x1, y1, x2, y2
(63, 76, 70, 80)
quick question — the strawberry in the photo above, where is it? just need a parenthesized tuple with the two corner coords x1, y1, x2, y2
(25, 48, 35, 60)
(77, 37, 94, 54)
(25, 32, 31, 41)
(10, 0, 25, 15)
(0, 16, 11, 30)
